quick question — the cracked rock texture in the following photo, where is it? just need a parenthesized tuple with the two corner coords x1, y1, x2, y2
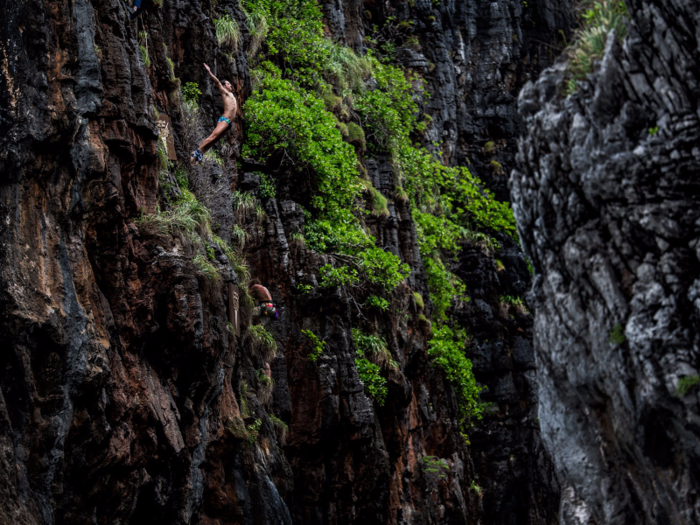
(0, 0, 573, 523)
(512, 0, 700, 522)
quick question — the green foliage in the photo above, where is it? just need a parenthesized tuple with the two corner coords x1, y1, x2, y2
(428, 324, 483, 429)
(413, 291, 425, 311)
(355, 354, 388, 405)
(347, 122, 366, 149)
(483, 141, 496, 154)
(269, 414, 288, 430)
(248, 324, 278, 360)
(490, 160, 504, 175)
(243, 3, 269, 57)
(215, 14, 241, 50)
(609, 323, 626, 345)
(365, 295, 389, 311)
(205, 149, 224, 167)
(367, 186, 389, 217)
(500, 295, 529, 314)
(182, 82, 202, 104)
(648, 126, 659, 136)
(259, 173, 276, 198)
(140, 45, 151, 68)
(256, 368, 275, 387)
(675, 375, 700, 397)
(193, 254, 220, 281)
(566, 0, 628, 95)
(232, 190, 259, 222)
(137, 188, 211, 238)
(296, 283, 313, 294)
(470, 480, 482, 493)
(319, 264, 359, 288)
(302, 329, 326, 363)
(246, 418, 262, 445)
(243, 69, 361, 219)
(420, 456, 449, 479)
(353, 328, 391, 361)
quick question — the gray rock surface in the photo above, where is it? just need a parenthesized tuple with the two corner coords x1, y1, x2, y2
(512, 0, 700, 522)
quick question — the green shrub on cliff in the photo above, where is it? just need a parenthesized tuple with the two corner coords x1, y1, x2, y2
(428, 325, 483, 427)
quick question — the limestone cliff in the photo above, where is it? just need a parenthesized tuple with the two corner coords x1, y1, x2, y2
(512, 0, 700, 522)
(0, 0, 571, 523)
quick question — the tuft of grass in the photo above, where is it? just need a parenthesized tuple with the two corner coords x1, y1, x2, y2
(137, 189, 211, 239)
(247, 324, 278, 361)
(347, 123, 366, 150)
(413, 291, 425, 311)
(140, 45, 151, 68)
(244, 5, 269, 57)
(269, 414, 288, 444)
(353, 328, 395, 368)
(565, 0, 628, 95)
(675, 375, 700, 397)
(193, 254, 220, 281)
(231, 224, 249, 249)
(361, 182, 389, 217)
(215, 14, 241, 50)
(232, 190, 259, 222)
(256, 368, 275, 404)
(322, 41, 373, 91)
(205, 149, 224, 167)
(490, 160, 504, 176)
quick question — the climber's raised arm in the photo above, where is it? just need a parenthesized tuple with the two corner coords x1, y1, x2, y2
(204, 63, 226, 94)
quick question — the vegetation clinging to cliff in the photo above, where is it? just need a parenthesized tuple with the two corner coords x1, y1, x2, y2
(241, 0, 513, 428)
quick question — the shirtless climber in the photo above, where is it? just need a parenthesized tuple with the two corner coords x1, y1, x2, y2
(190, 63, 238, 165)
(249, 283, 279, 320)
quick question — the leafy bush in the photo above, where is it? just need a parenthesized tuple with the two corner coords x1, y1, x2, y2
(365, 295, 389, 311)
(428, 324, 483, 429)
(246, 418, 262, 445)
(319, 264, 359, 288)
(182, 82, 202, 104)
(259, 173, 276, 198)
(302, 329, 326, 362)
(355, 354, 388, 405)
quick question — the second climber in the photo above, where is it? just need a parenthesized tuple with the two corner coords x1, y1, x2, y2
(190, 63, 238, 165)
(249, 283, 279, 321)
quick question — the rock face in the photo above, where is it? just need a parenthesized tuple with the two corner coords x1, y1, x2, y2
(0, 0, 571, 523)
(512, 0, 700, 522)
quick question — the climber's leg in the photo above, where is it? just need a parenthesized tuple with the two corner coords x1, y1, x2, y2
(198, 119, 230, 154)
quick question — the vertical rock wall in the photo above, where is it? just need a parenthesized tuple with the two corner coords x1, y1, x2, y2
(512, 0, 700, 522)
(0, 0, 575, 523)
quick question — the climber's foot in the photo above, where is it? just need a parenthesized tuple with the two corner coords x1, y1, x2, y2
(190, 148, 204, 165)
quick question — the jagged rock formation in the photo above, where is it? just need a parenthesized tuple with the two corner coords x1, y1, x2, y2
(0, 0, 573, 523)
(512, 0, 700, 522)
